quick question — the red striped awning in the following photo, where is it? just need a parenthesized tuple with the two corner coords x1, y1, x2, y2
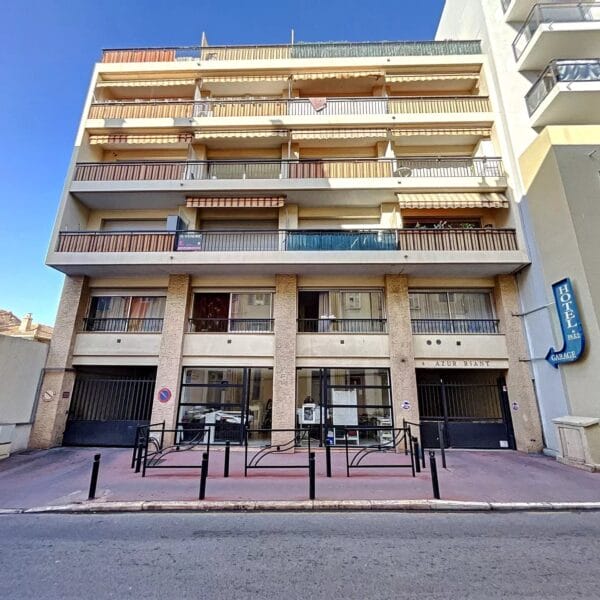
(186, 196, 286, 208)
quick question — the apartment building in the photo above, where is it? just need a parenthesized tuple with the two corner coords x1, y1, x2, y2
(29, 37, 543, 454)
(438, 0, 600, 470)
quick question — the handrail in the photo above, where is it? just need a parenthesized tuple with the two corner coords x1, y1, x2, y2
(411, 318, 500, 334)
(188, 317, 274, 333)
(82, 317, 164, 333)
(297, 318, 388, 333)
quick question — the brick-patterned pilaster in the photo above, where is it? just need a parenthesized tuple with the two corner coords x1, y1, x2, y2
(272, 274, 297, 446)
(29, 276, 90, 448)
(495, 275, 544, 452)
(385, 275, 420, 446)
(150, 274, 191, 443)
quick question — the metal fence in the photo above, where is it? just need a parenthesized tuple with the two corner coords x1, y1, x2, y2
(298, 318, 388, 333)
(83, 317, 164, 333)
(411, 319, 500, 334)
(188, 318, 274, 333)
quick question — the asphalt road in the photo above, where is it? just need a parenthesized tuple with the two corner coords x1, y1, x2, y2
(1, 512, 599, 599)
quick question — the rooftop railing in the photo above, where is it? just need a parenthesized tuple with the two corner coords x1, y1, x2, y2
(88, 95, 491, 120)
(513, 3, 600, 60)
(57, 228, 519, 254)
(525, 59, 600, 114)
(101, 40, 483, 63)
(73, 157, 505, 182)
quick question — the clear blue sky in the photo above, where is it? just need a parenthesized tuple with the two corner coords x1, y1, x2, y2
(0, 0, 445, 325)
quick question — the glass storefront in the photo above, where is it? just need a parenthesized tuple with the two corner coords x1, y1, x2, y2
(296, 368, 392, 446)
(179, 367, 273, 444)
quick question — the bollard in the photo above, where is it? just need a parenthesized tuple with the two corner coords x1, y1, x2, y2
(325, 443, 332, 478)
(437, 421, 447, 469)
(134, 435, 144, 474)
(224, 441, 230, 478)
(199, 452, 209, 500)
(88, 453, 101, 500)
(429, 451, 441, 500)
(309, 452, 316, 500)
(412, 437, 421, 473)
(421, 444, 426, 470)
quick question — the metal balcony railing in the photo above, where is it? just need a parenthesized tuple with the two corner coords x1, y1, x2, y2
(525, 59, 600, 114)
(298, 318, 388, 333)
(411, 319, 500, 334)
(188, 318, 274, 333)
(57, 228, 520, 254)
(513, 3, 600, 60)
(100, 40, 483, 63)
(82, 317, 164, 333)
(88, 95, 491, 119)
(72, 157, 504, 182)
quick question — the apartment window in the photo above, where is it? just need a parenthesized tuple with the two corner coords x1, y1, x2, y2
(190, 292, 274, 333)
(409, 290, 498, 334)
(297, 290, 386, 333)
(85, 296, 166, 332)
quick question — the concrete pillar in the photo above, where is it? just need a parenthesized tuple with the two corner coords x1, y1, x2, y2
(385, 275, 420, 446)
(29, 276, 90, 448)
(495, 275, 544, 452)
(272, 274, 297, 446)
(149, 274, 191, 443)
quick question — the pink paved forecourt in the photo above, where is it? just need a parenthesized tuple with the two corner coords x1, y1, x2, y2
(0, 446, 599, 512)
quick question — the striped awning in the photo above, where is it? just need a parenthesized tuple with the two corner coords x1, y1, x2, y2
(186, 196, 286, 208)
(292, 128, 388, 140)
(89, 133, 193, 145)
(193, 129, 289, 140)
(386, 74, 479, 84)
(293, 70, 384, 81)
(396, 193, 509, 209)
(201, 74, 290, 83)
(391, 127, 491, 138)
(96, 78, 197, 88)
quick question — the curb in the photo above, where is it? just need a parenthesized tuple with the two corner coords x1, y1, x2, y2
(4, 500, 600, 514)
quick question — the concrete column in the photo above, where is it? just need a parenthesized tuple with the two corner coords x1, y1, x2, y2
(272, 274, 297, 446)
(29, 276, 90, 448)
(385, 275, 420, 446)
(149, 274, 191, 442)
(495, 275, 544, 452)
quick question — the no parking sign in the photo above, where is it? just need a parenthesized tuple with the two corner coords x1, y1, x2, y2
(158, 387, 172, 403)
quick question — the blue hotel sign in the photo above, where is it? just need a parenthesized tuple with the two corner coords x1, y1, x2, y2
(545, 278, 585, 368)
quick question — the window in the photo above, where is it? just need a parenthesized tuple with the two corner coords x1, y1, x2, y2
(190, 292, 273, 333)
(86, 296, 166, 332)
(298, 290, 385, 333)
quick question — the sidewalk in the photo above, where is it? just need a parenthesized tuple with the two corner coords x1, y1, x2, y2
(1, 445, 599, 512)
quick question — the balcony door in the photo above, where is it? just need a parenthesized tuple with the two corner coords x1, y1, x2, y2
(192, 293, 230, 332)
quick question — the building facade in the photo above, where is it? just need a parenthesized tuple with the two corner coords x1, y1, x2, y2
(438, 0, 600, 470)
(30, 38, 543, 453)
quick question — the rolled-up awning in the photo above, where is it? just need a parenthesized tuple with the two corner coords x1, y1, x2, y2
(386, 74, 479, 83)
(390, 127, 491, 137)
(186, 196, 286, 208)
(89, 133, 193, 145)
(96, 78, 197, 88)
(201, 74, 290, 83)
(293, 70, 384, 81)
(396, 192, 509, 209)
(291, 128, 388, 140)
(193, 129, 289, 139)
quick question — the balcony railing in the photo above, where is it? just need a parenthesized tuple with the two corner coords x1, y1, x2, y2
(188, 318, 274, 333)
(57, 228, 520, 254)
(298, 318, 388, 333)
(513, 3, 600, 60)
(411, 319, 500, 334)
(100, 40, 483, 63)
(82, 317, 164, 333)
(73, 157, 504, 182)
(88, 96, 491, 120)
(525, 59, 600, 115)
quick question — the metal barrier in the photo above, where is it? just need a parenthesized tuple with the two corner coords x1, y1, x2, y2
(343, 426, 416, 477)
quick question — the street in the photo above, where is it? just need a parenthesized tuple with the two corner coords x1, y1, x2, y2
(1, 512, 599, 599)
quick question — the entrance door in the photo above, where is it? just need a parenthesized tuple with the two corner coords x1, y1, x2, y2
(63, 367, 156, 447)
(417, 371, 515, 450)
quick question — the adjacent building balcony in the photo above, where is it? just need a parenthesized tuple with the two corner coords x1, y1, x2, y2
(50, 227, 527, 278)
(513, 3, 600, 70)
(526, 59, 600, 126)
(100, 40, 482, 64)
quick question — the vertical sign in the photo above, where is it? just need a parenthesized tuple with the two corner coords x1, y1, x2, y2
(545, 278, 585, 368)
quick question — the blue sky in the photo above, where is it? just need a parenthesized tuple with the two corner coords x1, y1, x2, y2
(0, 0, 445, 325)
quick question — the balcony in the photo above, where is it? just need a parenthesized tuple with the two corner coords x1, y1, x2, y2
(298, 318, 387, 333)
(82, 317, 164, 333)
(526, 59, 600, 126)
(87, 95, 491, 121)
(188, 318, 274, 333)
(502, 0, 548, 22)
(411, 319, 500, 334)
(100, 40, 482, 64)
(513, 3, 600, 70)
